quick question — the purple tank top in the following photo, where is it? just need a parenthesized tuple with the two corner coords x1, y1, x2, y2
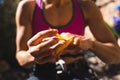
(32, 0, 85, 35)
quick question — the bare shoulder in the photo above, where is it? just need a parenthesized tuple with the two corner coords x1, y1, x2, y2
(78, 0, 101, 22)
(17, 0, 36, 11)
(18, 0, 36, 6)
(79, 0, 98, 9)
(16, 0, 36, 25)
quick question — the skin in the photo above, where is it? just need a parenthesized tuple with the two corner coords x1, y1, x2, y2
(16, 0, 120, 67)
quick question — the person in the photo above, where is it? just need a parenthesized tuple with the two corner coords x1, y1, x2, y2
(111, 4, 120, 46)
(15, 0, 120, 80)
(112, 5, 120, 37)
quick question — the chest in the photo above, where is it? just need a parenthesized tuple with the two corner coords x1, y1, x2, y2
(43, 3, 73, 27)
(32, 0, 85, 35)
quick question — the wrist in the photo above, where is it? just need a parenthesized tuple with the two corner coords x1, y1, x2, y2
(22, 50, 35, 68)
(90, 39, 95, 50)
(26, 50, 35, 62)
(16, 50, 35, 68)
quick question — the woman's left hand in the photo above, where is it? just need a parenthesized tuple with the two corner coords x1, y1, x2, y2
(58, 32, 94, 64)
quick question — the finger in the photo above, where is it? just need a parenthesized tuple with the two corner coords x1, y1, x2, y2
(31, 37, 59, 57)
(53, 40, 66, 57)
(27, 29, 58, 46)
(36, 36, 59, 51)
(73, 37, 80, 45)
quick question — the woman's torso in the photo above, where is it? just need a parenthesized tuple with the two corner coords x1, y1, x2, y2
(29, 0, 98, 80)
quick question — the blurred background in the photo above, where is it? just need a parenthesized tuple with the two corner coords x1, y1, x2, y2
(0, 0, 120, 80)
(0, 0, 29, 80)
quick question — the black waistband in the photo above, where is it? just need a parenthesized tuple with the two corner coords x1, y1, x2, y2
(32, 58, 98, 80)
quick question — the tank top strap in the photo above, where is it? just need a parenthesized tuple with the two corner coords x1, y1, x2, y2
(36, 0, 42, 9)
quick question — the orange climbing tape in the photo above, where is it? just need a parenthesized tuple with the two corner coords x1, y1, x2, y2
(55, 33, 73, 56)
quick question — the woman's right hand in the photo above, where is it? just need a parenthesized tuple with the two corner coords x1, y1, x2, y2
(27, 29, 60, 64)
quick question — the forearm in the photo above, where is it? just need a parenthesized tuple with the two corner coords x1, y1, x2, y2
(16, 50, 35, 68)
(91, 40, 120, 64)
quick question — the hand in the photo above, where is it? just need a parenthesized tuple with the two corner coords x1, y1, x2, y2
(57, 32, 94, 64)
(60, 32, 94, 51)
(73, 34, 94, 50)
(27, 29, 60, 64)
(59, 32, 83, 54)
